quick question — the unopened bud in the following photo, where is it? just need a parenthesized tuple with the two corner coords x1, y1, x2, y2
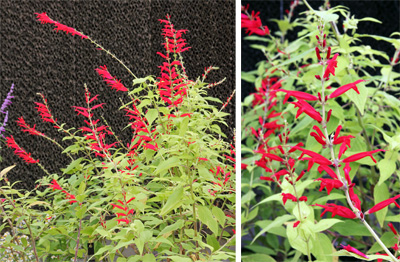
(323, 34, 326, 39)
(327, 109, 332, 122)
(326, 46, 331, 59)
(315, 75, 321, 80)
(315, 47, 321, 60)
(323, 39, 326, 48)
(316, 35, 320, 40)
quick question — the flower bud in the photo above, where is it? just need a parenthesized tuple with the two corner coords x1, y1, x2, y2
(327, 109, 332, 122)
(315, 75, 321, 80)
(323, 39, 326, 48)
(315, 47, 321, 60)
(326, 46, 331, 59)
(316, 35, 319, 40)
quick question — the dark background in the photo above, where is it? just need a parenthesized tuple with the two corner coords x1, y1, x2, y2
(242, 0, 400, 100)
(0, 0, 235, 190)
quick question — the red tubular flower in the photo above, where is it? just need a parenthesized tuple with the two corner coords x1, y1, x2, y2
(323, 53, 339, 79)
(241, 11, 269, 36)
(35, 100, 56, 124)
(341, 244, 369, 259)
(365, 194, 400, 215)
(342, 149, 385, 163)
(95, 65, 128, 92)
(293, 146, 331, 166)
(388, 223, 398, 235)
(317, 165, 337, 179)
(313, 203, 356, 219)
(117, 218, 130, 225)
(282, 193, 297, 205)
(349, 186, 362, 210)
(315, 47, 321, 60)
(49, 179, 63, 191)
(5, 136, 39, 164)
(293, 221, 300, 228)
(276, 89, 318, 104)
(63, 191, 77, 204)
(329, 80, 366, 99)
(314, 178, 343, 194)
(326, 47, 331, 59)
(35, 12, 88, 39)
(295, 170, 306, 182)
(16, 117, 46, 137)
(290, 100, 322, 122)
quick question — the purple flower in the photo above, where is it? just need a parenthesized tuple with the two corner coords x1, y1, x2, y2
(1, 84, 14, 114)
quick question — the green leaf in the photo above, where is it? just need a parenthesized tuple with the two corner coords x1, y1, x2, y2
(331, 220, 370, 236)
(197, 205, 219, 235)
(310, 232, 335, 262)
(314, 10, 339, 23)
(341, 76, 367, 115)
(75, 205, 87, 219)
(160, 186, 184, 216)
(179, 117, 189, 137)
(377, 151, 398, 185)
(373, 183, 389, 227)
(241, 72, 256, 83)
(63, 157, 83, 174)
(313, 219, 343, 233)
(272, 48, 314, 69)
(386, 215, 400, 222)
(242, 254, 276, 262)
(155, 156, 181, 174)
(286, 220, 310, 255)
(145, 109, 158, 126)
(158, 220, 184, 237)
(198, 165, 215, 181)
(0, 165, 15, 180)
(212, 206, 226, 227)
(368, 232, 398, 254)
(356, 34, 400, 49)
(252, 214, 293, 244)
(206, 235, 220, 252)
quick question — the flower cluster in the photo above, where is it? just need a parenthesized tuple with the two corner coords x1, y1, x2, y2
(49, 179, 77, 204)
(241, 5, 269, 36)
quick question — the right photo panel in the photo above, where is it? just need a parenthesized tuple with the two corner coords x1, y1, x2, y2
(241, 1, 400, 261)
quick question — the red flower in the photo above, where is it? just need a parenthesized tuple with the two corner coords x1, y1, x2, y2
(365, 194, 400, 215)
(5, 136, 39, 164)
(35, 12, 88, 39)
(63, 191, 77, 204)
(95, 65, 128, 92)
(16, 117, 46, 137)
(35, 99, 56, 124)
(292, 146, 331, 166)
(313, 203, 356, 219)
(342, 149, 385, 163)
(276, 89, 318, 104)
(290, 99, 322, 122)
(293, 221, 300, 228)
(349, 186, 362, 211)
(329, 80, 366, 98)
(117, 218, 130, 225)
(241, 12, 269, 36)
(314, 178, 343, 194)
(317, 165, 337, 179)
(282, 193, 297, 205)
(340, 244, 369, 259)
(49, 179, 63, 191)
(323, 53, 339, 79)
(388, 223, 398, 235)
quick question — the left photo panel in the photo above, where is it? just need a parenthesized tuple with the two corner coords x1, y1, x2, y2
(0, 1, 236, 261)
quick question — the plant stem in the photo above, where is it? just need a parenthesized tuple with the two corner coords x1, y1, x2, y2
(74, 218, 82, 262)
(318, 42, 397, 261)
(26, 220, 40, 262)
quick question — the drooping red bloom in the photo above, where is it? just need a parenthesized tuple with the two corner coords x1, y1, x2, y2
(349, 186, 362, 211)
(313, 203, 356, 219)
(310, 125, 326, 146)
(365, 194, 400, 215)
(340, 244, 369, 259)
(323, 53, 339, 79)
(63, 191, 77, 204)
(5, 136, 39, 164)
(292, 146, 331, 166)
(388, 223, 398, 235)
(317, 165, 337, 179)
(49, 179, 63, 191)
(95, 65, 128, 92)
(314, 178, 343, 194)
(290, 99, 322, 122)
(241, 11, 269, 36)
(332, 125, 355, 159)
(342, 149, 385, 163)
(35, 12, 88, 39)
(16, 117, 46, 137)
(329, 80, 366, 99)
(282, 193, 297, 205)
(276, 89, 318, 104)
